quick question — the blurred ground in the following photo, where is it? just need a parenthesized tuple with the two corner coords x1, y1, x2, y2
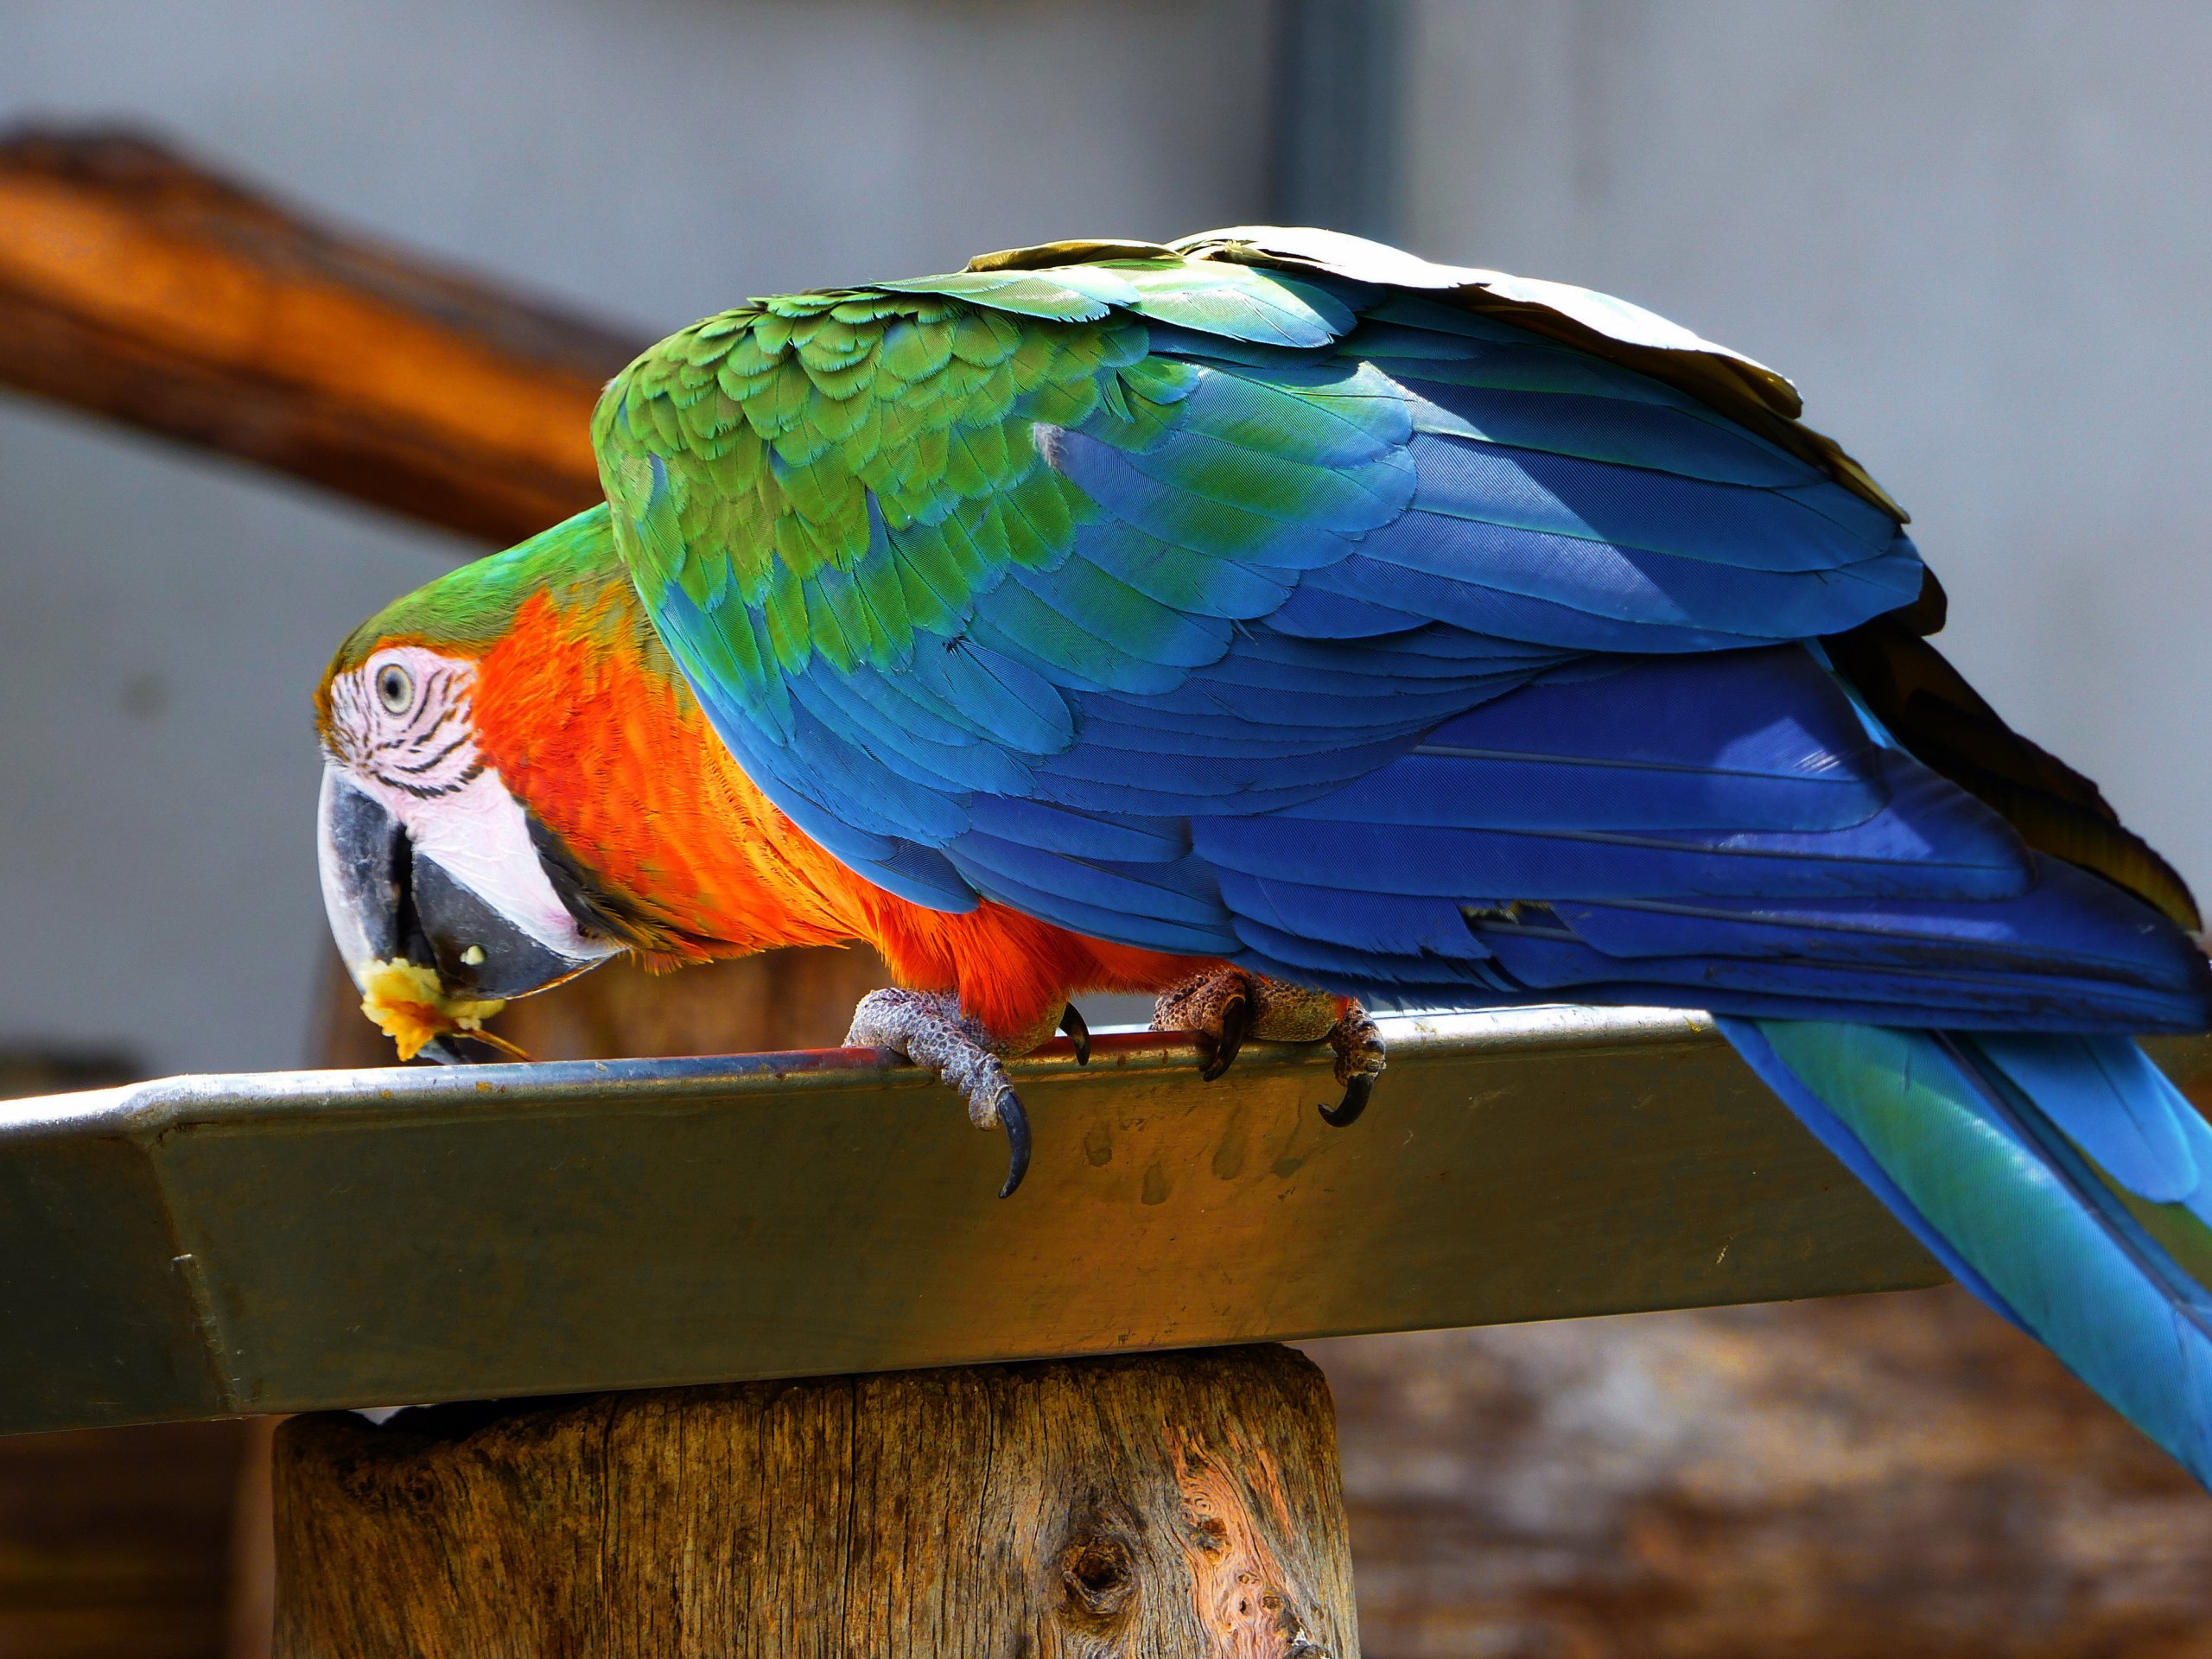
(1316, 1291, 2212, 1658)
(0, 1421, 252, 1659)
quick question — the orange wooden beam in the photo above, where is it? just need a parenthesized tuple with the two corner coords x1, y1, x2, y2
(0, 128, 646, 544)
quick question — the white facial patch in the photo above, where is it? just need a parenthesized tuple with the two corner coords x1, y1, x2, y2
(323, 645, 619, 964)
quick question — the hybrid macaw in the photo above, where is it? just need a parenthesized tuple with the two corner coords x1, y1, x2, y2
(316, 227, 2212, 1484)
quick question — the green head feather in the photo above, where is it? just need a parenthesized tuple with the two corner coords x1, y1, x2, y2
(323, 505, 632, 678)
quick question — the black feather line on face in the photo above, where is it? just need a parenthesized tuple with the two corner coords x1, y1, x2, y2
(379, 760, 485, 802)
(397, 673, 447, 738)
(374, 702, 459, 758)
(524, 810, 675, 952)
(393, 732, 472, 777)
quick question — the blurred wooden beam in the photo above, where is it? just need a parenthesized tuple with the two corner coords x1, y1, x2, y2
(0, 128, 645, 544)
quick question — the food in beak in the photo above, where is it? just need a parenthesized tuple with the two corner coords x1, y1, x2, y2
(357, 958, 511, 1061)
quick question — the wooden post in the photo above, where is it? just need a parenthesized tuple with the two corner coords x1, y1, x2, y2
(271, 1346, 1356, 1658)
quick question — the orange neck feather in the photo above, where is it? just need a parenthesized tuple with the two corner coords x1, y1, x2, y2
(469, 588, 1207, 1039)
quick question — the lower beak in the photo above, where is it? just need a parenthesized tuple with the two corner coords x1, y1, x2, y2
(317, 769, 607, 1061)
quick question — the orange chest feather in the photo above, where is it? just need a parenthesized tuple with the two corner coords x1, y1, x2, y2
(467, 593, 1207, 1037)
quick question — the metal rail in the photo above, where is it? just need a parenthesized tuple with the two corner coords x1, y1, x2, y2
(18, 1007, 2186, 1436)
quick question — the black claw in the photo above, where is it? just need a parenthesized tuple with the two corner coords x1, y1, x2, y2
(1320, 1072, 1375, 1128)
(1059, 1002, 1091, 1065)
(997, 1089, 1033, 1198)
(1198, 991, 1249, 1083)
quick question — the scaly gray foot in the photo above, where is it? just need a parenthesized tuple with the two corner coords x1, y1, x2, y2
(1152, 967, 1385, 1126)
(845, 988, 1032, 1197)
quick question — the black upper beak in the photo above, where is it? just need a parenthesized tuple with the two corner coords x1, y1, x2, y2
(318, 770, 606, 1062)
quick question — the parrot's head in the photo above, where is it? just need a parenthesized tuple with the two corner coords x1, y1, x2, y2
(314, 508, 639, 1059)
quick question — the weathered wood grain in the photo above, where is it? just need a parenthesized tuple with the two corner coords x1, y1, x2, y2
(273, 1345, 1356, 1658)
(0, 128, 642, 543)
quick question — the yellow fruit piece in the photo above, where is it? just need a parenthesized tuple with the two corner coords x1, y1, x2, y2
(359, 958, 506, 1061)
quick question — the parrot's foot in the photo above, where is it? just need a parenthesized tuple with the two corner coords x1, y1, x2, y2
(845, 988, 1032, 1198)
(1154, 968, 1338, 1078)
(1324, 1002, 1386, 1128)
(1150, 969, 1385, 1123)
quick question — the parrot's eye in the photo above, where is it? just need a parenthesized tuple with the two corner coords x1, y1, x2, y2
(376, 663, 415, 715)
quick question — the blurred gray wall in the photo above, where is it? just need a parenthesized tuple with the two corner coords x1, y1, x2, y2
(1402, 0, 2212, 911)
(0, 0, 1274, 1074)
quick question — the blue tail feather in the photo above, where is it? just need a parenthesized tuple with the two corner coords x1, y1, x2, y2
(1974, 1033, 2201, 1204)
(1720, 1018, 2212, 1486)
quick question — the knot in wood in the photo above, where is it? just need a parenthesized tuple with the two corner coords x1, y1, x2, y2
(1058, 1533, 1136, 1620)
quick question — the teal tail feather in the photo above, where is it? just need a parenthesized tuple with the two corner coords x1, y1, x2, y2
(1720, 1018, 2212, 1486)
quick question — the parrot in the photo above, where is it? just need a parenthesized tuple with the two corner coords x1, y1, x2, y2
(316, 226, 2212, 1486)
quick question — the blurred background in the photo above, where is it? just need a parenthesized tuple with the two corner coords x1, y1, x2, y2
(3, 2, 2210, 1654)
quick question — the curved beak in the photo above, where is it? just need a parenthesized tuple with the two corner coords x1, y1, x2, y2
(317, 768, 610, 1062)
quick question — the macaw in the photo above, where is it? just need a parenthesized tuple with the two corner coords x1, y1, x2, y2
(316, 227, 2212, 1484)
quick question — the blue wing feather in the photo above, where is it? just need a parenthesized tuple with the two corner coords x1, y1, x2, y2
(1406, 434, 1897, 567)
(1396, 377, 1823, 488)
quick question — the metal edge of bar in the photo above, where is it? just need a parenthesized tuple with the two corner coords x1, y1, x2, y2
(0, 1005, 2050, 1435)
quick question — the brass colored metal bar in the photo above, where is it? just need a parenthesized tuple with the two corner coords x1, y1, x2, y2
(19, 1006, 2178, 1439)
